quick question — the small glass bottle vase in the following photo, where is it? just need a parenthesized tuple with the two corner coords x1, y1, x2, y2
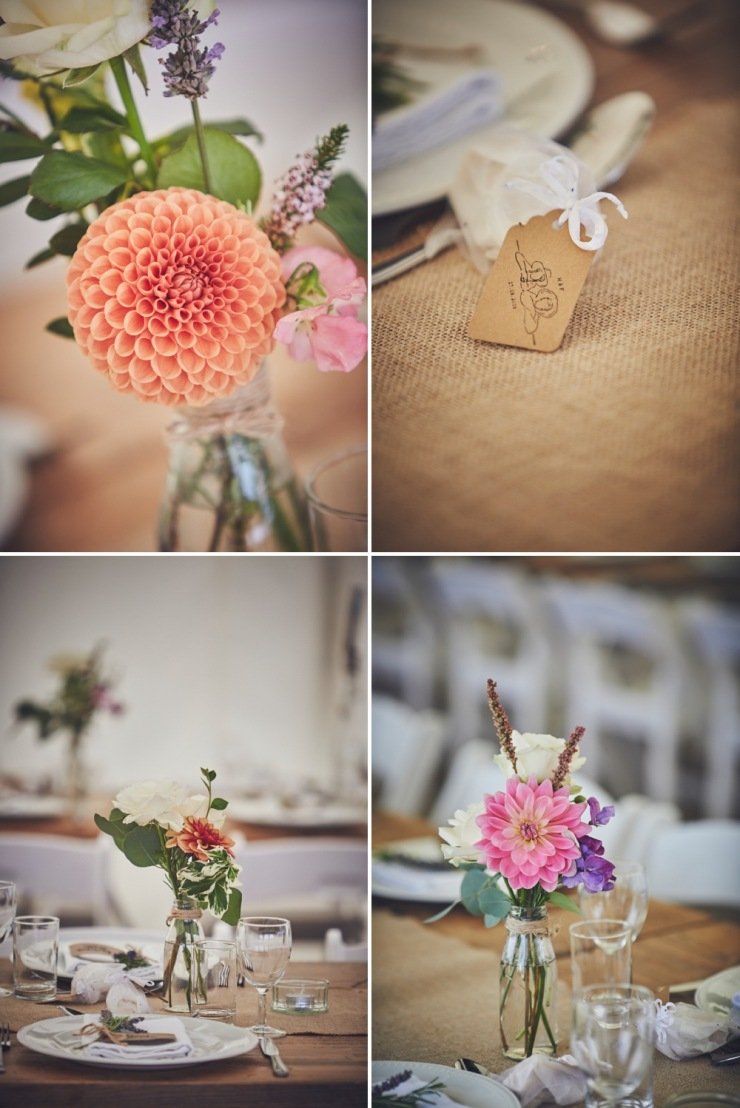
(499, 905, 559, 1060)
(162, 899, 205, 1013)
(158, 362, 310, 552)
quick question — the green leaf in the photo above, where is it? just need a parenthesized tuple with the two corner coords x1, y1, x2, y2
(316, 172, 367, 260)
(155, 118, 263, 153)
(49, 222, 87, 256)
(424, 899, 461, 924)
(460, 867, 487, 915)
(0, 174, 30, 206)
(222, 887, 242, 926)
(25, 247, 56, 269)
(26, 196, 63, 221)
(123, 44, 148, 92)
(210, 797, 228, 811)
(478, 886, 512, 919)
(59, 106, 127, 134)
(108, 807, 127, 823)
(62, 64, 102, 88)
(157, 130, 261, 208)
(547, 890, 581, 914)
(45, 317, 74, 339)
(30, 150, 127, 211)
(93, 812, 128, 845)
(484, 913, 505, 928)
(121, 825, 162, 868)
(0, 132, 51, 163)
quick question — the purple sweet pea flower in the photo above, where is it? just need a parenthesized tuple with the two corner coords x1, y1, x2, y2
(560, 833, 616, 892)
(588, 796, 615, 826)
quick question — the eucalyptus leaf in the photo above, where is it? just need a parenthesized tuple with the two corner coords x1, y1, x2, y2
(0, 132, 51, 163)
(0, 174, 30, 206)
(478, 886, 512, 918)
(460, 867, 487, 915)
(30, 150, 127, 210)
(157, 130, 261, 208)
(49, 222, 87, 256)
(45, 317, 74, 338)
(484, 913, 506, 928)
(424, 899, 461, 924)
(547, 890, 581, 914)
(316, 172, 367, 260)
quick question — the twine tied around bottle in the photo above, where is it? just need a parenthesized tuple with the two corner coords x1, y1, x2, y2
(165, 360, 284, 443)
(166, 905, 203, 924)
(505, 914, 559, 939)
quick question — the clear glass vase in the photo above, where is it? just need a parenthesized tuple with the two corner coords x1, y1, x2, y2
(499, 905, 559, 1059)
(162, 898, 205, 1013)
(158, 362, 311, 552)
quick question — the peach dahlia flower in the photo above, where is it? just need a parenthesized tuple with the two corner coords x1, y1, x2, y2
(166, 816, 236, 863)
(67, 187, 286, 407)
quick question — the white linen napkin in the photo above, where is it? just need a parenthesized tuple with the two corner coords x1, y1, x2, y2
(373, 66, 503, 174)
(84, 1017, 193, 1061)
(500, 1054, 587, 1106)
(654, 1001, 733, 1060)
(375, 1071, 473, 1106)
(372, 859, 462, 899)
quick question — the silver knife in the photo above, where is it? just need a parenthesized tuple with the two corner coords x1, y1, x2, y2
(259, 1035, 289, 1077)
(372, 91, 656, 287)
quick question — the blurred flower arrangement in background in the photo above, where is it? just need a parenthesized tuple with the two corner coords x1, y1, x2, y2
(0, 1, 367, 551)
(13, 644, 124, 799)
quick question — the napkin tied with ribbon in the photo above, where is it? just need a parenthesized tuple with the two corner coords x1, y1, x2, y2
(83, 1016, 193, 1060)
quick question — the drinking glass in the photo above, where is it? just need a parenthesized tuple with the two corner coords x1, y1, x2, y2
(237, 916, 292, 1037)
(570, 919, 632, 998)
(191, 939, 237, 1023)
(13, 915, 59, 1001)
(0, 882, 16, 997)
(579, 861, 648, 940)
(305, 446, 367, 551)
(572, 984, 656, 1107)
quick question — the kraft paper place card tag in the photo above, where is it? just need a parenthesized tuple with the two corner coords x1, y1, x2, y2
(468, 210, 596, 352)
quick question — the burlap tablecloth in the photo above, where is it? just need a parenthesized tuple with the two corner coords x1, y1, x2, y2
(372, 98, 740, 552)
(372, 911, 739, 1103)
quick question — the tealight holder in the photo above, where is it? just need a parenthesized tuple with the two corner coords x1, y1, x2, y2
(271, 978, 329, 1014)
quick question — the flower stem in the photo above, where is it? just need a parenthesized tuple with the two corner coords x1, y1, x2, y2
(191, 99, 213, 194)
(110, 55, 156, 185)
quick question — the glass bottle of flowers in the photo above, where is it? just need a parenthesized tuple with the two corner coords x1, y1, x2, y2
(436, 680, 616, 1059)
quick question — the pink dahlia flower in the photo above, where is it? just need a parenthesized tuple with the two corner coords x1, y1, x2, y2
(476, 775, 589, 892)
(67, 188, 286, 407)
(274, 245, 367, 373)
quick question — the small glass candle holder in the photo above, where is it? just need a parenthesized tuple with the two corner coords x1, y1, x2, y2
(271, 978, 329, 1014)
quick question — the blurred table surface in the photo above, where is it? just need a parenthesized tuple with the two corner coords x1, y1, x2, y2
(372, 0, 740, 552)
(0, 957, 367, 1108)
(0, 228, 367, 553)
(373, 811, 740, 1101)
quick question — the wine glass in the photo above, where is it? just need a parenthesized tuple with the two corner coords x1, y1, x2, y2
(579, 860, 648, 940)
(237, 916, 292, 1038)
(571, 984, 655, 1107)
(0, 882, 17, 997)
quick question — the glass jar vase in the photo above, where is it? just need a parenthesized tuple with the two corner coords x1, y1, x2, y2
(162, 898, 205, 1013)
(158, 362, 310, 552)
(499, 904, 558, 1059)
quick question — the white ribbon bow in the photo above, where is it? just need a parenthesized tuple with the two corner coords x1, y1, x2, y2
(506, 155, 628, 251)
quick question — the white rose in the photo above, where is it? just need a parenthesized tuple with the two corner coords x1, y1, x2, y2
(0, 0, 151, 77)
(114, 780, 210, 831)
(439, 801, 486, 868)
(494, 730, 586, 785)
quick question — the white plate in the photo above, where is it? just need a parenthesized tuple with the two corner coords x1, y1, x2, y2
(373, 837, 462, 903)
(0, 794, 67, 819)
(227, 796, 366, 828)
(57, 928, 165, 977)
(373, 0, 594, 214)
(695, 965, 740, 1017)
(18, 1015, 259, 1070)
(373, 1061, 519, 1107)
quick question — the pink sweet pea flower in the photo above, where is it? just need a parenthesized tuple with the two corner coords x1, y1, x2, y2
(274, 246, 367, 373)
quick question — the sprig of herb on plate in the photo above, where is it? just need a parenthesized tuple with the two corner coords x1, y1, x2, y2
(372, 1069, 446, 1105)
(113, 948, 151, 969)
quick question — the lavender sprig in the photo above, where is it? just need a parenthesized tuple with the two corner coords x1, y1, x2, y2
(486, 678, 517, 773)
(149, 1, 224, 100)
(262, 124, 349, 253)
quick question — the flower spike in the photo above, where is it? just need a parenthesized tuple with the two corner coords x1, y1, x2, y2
(551, 725, 586, 790)
(486, 678, 517, 773)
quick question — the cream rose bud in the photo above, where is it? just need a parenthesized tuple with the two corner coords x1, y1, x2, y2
(114, 780, 204, 830)
(494, 730, 586, 785)
(439, 801, 486, 868)
(0, 0, 151, 77)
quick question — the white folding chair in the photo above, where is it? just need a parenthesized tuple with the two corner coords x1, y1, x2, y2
(542, 580, 685, 804)
(429, 739, 508, 826)
(430, 562, 551, 743)
(372, 559, 437, 710)
(0, 833, 109, 924)
(678, 600, 740, 818)
(644, 820, 740, 907)
(372, 694, 447, 816)
(324, 927, 368, 962)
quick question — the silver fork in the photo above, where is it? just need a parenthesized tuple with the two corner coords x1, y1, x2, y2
(0, 1021, 10, 1073)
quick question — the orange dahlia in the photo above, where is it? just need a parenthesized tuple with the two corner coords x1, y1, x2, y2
(66, 187, 286, 407)
(166, 816, 236, 862)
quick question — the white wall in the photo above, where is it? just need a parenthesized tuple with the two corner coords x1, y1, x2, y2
(0, 555, 366, 795)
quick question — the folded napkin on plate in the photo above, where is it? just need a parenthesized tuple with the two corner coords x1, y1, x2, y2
(374, 1070, 472, 1106)
(372, 859, 462, 899)
(84, 1017, 193, 1061)
(655, 1001, 733, 1060)
(373, 67, 503, 174)
(500, 1054, 587, 1107)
